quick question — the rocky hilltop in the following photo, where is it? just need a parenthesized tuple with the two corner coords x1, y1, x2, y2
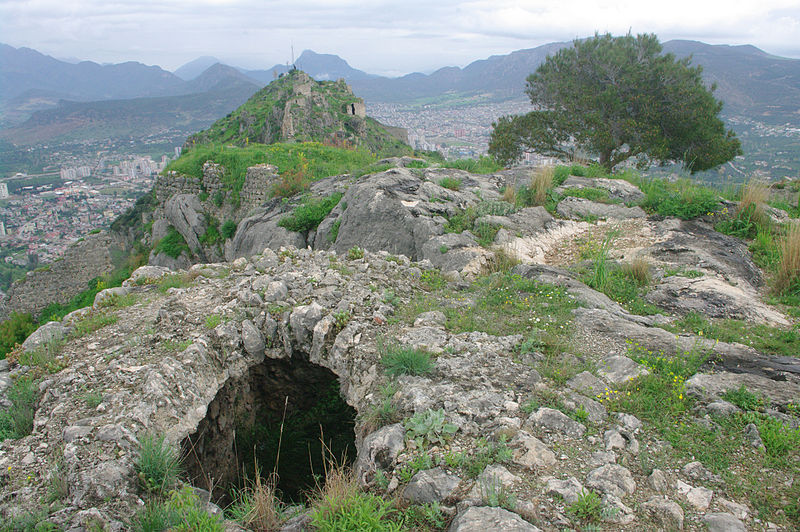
(1, 157, 798, 530)
(185, 69, 408, 153)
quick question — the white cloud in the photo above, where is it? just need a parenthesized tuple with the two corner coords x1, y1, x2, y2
(1, 0, 798, 73)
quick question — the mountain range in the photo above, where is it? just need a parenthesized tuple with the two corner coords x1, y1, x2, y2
(1, 40, 799, 148)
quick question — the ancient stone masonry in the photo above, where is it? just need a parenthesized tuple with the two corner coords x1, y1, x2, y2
(4, 232, 123, 318)
(153, 172, 203, 203)
(239, 164, 278, 211)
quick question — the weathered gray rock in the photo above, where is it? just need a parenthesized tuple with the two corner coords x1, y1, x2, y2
(263, 280, 289, 303)
(227, 205, 306, 261)
(702, 512, 746, 532)
(355, 424, 406, 481)
(566, 371, 607, 396)
(642, 496, 684, 530)
(289, 302, 324, 347)
(164, 194, 207, 259)
(705, 400, 741, 417)
(682, 461, 717, 483)
(513, 433, 556, 469)
(21, 321, 69, 352)
(598, 355, 649, 385)
(93, 286, 130, 309)
(687, 372, 800, 408)
(127, 265, 171, 285)
(676, 479, 712, 510)
(556, 176, 645, 204)
(743, 423, 765, 449)
(527, 407, 586, 438)
(545, 477, 584, 504)
(648, 469, 669, 492)
(449, 506, 540, 532)
(556, 197, 646, 220)
(563, 393, 607, 423)
(585, 464, 635, 497)
(241, 320, 265, 359)
(421, 233, 484, 274)
(403, 467, 461, 503)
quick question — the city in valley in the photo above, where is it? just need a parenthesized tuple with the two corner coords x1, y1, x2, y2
(0, 153, 166, 272)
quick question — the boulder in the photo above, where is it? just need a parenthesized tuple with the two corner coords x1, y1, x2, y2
(21, 321, 69, 353)
(449, 506, 540, 532)
(585, 464, 635, 497)
(642, 497, 684, 530)
(403, 467, 461, 503)
(527, 407, 586, 438)
(702, 512, 746, 532)
(355, 424, 406, 481)
(556, 197, 646, 220)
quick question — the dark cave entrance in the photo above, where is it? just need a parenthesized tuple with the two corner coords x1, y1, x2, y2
(181, 355, 357, 505)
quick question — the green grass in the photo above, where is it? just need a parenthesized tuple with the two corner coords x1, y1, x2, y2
(157, 273, 194, 293)
(278, 192, 343, 233)
(567, 489, 603, 523)
(165, 142, 377, 201)
(438, 176, 462, 190)
(0, 376, 37, 441)
(664, 311, 800, 358)
(379, 339, 434, 376)
(72, 312, 118, 338)
(134, 486, 224, 532)
(0, 312, 37, 359)
(135, 434, 182, 494)
(561, 186, 615, 203)
(153, 226, 190, 259)
(635, 177, 720, 219)
(221, 219, 237, 239)
(441, 156, 501, 174)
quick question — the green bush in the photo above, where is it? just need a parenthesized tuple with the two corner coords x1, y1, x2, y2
(0, 376, 37, 441)
(327, 219, 341, 243)
(0, 312, 36, 359)
(134, 486, 224, 532)
(278, 192, 343, 233)
(220, 219, 237, 240)
(310, 491, 402, 531)
(567, 489, 603, 522)
(153, 227, 190, 259)
(438, 177, 462, 191)
(135, 434, 182, 494)
(404, 409, 458, 446)
(347, 246, 365, 260)
(442, 156, 501, 174)
(638, 177, 720, 219)
(379, 339, 434, 376)
(199, 217, 222, 246)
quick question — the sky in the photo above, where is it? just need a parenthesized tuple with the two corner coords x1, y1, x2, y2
(1, 0, 799, 77)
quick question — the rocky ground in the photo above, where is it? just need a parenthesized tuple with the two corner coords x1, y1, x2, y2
(1, 162, 798, 531)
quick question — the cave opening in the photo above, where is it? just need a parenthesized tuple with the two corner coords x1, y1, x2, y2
(181, 354, 357, 505)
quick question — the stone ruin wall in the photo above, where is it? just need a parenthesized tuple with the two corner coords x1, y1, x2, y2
(154, 163, 277, 214)
(4, 233, 121, 319)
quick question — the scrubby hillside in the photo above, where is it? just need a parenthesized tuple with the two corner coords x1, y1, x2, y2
(185, 69, 410, 155)
(1, 159, 798, 531)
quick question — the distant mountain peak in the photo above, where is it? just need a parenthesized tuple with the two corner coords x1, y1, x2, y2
(174, 56, 222, 81)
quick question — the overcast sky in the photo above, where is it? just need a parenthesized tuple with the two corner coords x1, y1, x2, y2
(2, 0, 799, 76)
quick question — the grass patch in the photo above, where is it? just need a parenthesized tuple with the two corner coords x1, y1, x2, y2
(157, 273, 193, 293)
(635, 177, 720, 219)
(561, 186, 615, 203)
(165, 142, 377, 202)
(379, 339, 434, 376)
(775, 221, 800, 296)
(135, 434, 182, 495)
(567, 489, 603, 523)
(278, 192, 343, 233)
(441, 156, 501, 174)
(134, 486, 224, 532)
(153, 226, 190, 259)
(664, 311, 800, 358)
(72, 312, 118, 338)
(0, 376, 37, 441)
(438, 176, 462, 190)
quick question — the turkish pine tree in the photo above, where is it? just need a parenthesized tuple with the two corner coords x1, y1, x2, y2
(489, 33, 742, 173)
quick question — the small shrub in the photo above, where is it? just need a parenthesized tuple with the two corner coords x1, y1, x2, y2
(0, 376, 37, 441)
(205, 314, 223, 329)
(379, 339, 433, 376)
(271, 165, 309, 198)
(404, 409, 457, 446)
(463, 436, 513, 478)
(221, 219, 237, 240)
(480, 478, 516, 510)
(278, 192, 343, 233)
(135, 486, 224, 532)
(586, 230, 618, 291)
(157, 273, 193, 293)
(406, 159, 429, 169)
(153, 227, 190, 259)
(530, 166, 554, 206)
(568, 489, 603, 522)
(638, 177, 720, 219)
(620, 257, 651, 286)
(309, 464, 401, 532)
(327, 219, 341, 243)
(227, 470, 285, 531)
(401, 502, 446, 530)
(135, 434, 182, 494)
(441, 156, 501, 174)
(72, 313, 118, 338)
(347, 246, 365, 260)
(473, 221, 501, 247)
(721, 385, 764, 411)
(775, 221, 800, 295)
(0, 312, 37, 359)
(419, 269, 446, 290)
(199, 217, 222, 246)
(438, 177, 462, 191)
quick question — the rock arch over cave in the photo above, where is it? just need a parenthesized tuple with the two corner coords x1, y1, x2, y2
(181, 353, 357, 504)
